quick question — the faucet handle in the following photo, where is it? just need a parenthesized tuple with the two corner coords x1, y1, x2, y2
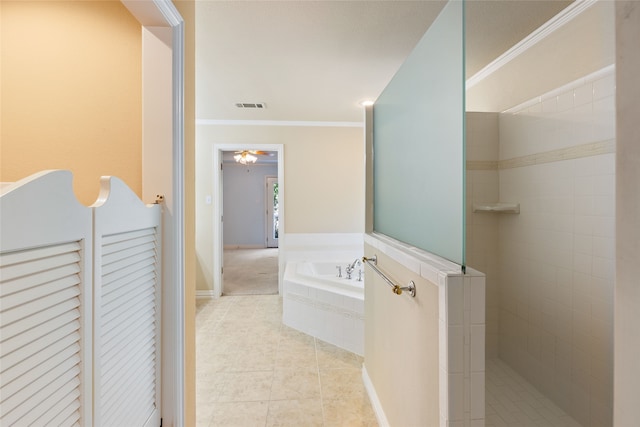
(336, 266, 342, 278)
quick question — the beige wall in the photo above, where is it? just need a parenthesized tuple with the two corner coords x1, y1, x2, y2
(363, 244, 440, 426)
(195, 124, 365, 291)
(614, 1, 640, 425)
(1, 0, 142, 206)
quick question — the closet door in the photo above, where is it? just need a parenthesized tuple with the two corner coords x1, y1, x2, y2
(0, 171, 93, 426)
(92, 177, 162, 427)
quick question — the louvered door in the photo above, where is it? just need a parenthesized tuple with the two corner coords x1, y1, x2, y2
(1, 171, 162, 427)
(92, 177, 161, 427)
(0, 171, 93, 426)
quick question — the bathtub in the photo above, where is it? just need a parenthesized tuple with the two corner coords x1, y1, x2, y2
(283, 260, 365, 355)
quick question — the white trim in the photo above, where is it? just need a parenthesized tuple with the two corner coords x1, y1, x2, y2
(170, 17, 186, 427)
(224, 244, 267, 250)
(213, 144, 285, 297)
(197, 119, 363, 128)
(196, 290, 216, 300)
(121, 1, 185, 425)
(362, 365, 390, 427)
(466, 0, 598, 90)
(265, 175, 279, 249)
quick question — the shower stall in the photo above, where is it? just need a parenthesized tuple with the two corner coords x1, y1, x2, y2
(365, 1, 615, 426)
(466, 2, 616, 426)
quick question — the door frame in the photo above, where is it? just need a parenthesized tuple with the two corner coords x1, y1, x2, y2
(120, 1, 185, 424)
(213, 144, 284, 297)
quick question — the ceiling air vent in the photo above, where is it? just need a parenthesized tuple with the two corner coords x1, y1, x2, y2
(235, 102, 266, 109)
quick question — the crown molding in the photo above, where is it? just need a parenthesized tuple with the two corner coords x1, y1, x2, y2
(197, 119, 364, 128)
(466, 0, 598, 90)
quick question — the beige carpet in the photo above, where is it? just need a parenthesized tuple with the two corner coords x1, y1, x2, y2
(222, 248, 279, 295)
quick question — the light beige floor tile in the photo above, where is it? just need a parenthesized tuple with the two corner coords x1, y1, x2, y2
(275, 339, 318, 369)
(280, 325, 316, 343)
(196, 352, 237, 378)
(270, 368, 321, 400)
(266, 399, 324, 427)
(197, 294, 378, 426)
(274, 350, 318, 370)
(207, 401, 270, 427)
(316, 340, 362, 370)
(233, 348, 277, 372)
(215, 371, 274, 402)
(320, 368, 367, 400)
(196, 375, 226, 407)
(196, 404, 216, 427)
(323, 396, 378, 427)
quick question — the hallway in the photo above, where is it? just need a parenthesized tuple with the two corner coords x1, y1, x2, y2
(196, 295, 377, 426)
(222, 248, 279, 296)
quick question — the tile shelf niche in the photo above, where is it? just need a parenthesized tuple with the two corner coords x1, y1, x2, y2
(472, 202, 520, 214)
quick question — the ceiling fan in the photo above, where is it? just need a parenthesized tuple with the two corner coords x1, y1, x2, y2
(233, 150, 274, 165)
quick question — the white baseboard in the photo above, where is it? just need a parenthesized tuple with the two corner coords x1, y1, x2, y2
(362, 364, 390, 427)
(196, 290, 216, 300)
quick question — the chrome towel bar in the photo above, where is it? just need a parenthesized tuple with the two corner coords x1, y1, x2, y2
(362, 255, 416, 298)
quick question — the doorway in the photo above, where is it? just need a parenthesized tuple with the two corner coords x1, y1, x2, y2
(212, 144, 285, 298)
(266, 176, 279, 248)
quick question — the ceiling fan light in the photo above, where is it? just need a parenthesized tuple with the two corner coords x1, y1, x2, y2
(233, 151, 258, 165)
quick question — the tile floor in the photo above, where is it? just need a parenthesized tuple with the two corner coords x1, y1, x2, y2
(485, 359, 583, 427)
(196, 295, 377, 427)
(222, 248, 279, 296)
(196, 295, 584, 427)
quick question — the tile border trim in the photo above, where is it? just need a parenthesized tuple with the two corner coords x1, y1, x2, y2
(498, 139, 615, 170)
(466, 140, 615, 171)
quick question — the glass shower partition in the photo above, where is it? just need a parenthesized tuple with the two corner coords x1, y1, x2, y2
(372, 0, 465, 268)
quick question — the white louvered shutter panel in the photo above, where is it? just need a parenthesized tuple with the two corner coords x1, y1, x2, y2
(0, 171, 93, 427)
(92, 177, 161, 427)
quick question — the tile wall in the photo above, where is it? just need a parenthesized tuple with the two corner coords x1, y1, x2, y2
(614, 2, 640, 423)
(497, 67, 616, 427)
(466, 112, 500, 359)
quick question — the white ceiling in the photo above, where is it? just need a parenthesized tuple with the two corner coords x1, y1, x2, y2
(195, 1, 572, 124)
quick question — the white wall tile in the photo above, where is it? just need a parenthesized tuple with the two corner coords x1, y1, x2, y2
(470, 277, 486, 325)
(557, 91, 574, 112)
(448, 325, 464, 373)
(542, 97, 558, 113)
(593, 74, 615, 100)
(447, 277, 464, 326)
(495, 68, 615, 427)
(470, 372, 485, 419)
(573, 83, 594, 107)
(470, 325, 485, 373)
(448, 373, 465, 421)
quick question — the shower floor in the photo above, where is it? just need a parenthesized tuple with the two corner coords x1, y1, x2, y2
(486, 359, 583, 427)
